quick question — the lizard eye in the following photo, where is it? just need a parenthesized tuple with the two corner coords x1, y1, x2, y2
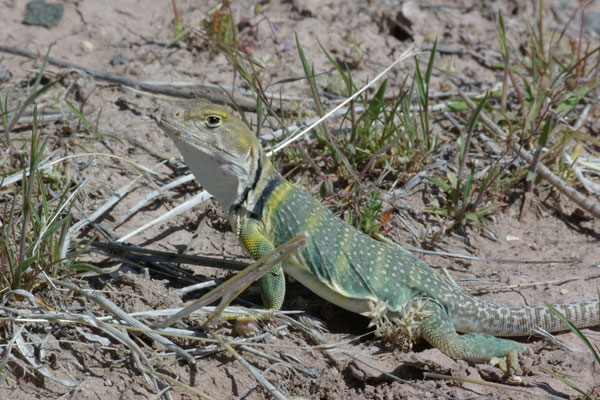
(205, 115, 222, 128)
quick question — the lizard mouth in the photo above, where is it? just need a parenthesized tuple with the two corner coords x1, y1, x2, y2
(159, 105, 187, 134)
(159, 116, 189, 142)
(159, 114, 175, 132)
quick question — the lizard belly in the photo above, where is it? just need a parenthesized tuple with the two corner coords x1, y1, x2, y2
(283, 252, 374, 315)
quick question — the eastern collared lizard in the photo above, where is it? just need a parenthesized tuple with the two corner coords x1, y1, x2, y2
(159, 99, 599, 372)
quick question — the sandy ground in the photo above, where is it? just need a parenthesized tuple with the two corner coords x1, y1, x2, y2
(1, 0, 599, 399)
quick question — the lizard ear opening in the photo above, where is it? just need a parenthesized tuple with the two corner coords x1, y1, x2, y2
(205, 115, 223, 128)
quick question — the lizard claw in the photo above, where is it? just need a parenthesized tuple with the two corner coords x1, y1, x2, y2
(489, 346, 533, 377)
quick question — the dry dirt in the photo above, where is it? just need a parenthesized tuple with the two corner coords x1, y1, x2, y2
(1, 0, 600, 399)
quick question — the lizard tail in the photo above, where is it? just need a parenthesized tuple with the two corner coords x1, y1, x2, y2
(450, 298, 599, 337)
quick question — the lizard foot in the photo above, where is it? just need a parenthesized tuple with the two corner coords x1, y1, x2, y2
(220, 311, 275, 337)
(367, 297, 435, 351)
(489, 346, 534, 376)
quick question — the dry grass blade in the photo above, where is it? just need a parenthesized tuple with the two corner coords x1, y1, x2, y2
(270, 45, 418, 154)
(471, 272, 600, 294)
(87, 240, 248, 270)
(117, 191, 212, 242)
(563, 152, 600, 195)
(532, 327, 580, 352)
(343, 351, 455, 399)
(84, 315, 171, 396)
(154, 232, 308, 329)
(14, 327, 78, 387)
(176, 281, 216, 295)
(423, 372, 566, 400)
(127, 306, 294, 324)
(51, 279, 195, 364)
(81, 314, 146, 370)
(112, 173, 196, 228)
(144, 368, 215, 400)
(12, 107, 94, 126)
(459, 91, 600, 218)
(209, 330, 287, 400)
(403, 247, 579, 265)
(62, 177, 139, 259)
(0, 324, 21, 381)
(2, 288, 37, 305)
(238, 344, 319, 378)
(0, 153, 56, 188)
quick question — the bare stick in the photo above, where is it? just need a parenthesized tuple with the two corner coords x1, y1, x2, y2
(86, 240, 248, 271)
(424, 372, 565, 399)
(0, 44, 258, 111)
(403, 247, 579, 265)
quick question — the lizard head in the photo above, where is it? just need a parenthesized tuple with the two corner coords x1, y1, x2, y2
(160, 99, 262, 212)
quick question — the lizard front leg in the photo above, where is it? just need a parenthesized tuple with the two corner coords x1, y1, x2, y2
(238, 218, 286, 310)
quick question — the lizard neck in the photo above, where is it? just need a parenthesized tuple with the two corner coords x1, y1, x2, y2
(230, 150, 283, 220)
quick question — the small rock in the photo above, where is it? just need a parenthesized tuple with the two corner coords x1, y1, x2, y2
(23, 0, 64, 28)
(394, 348, 456, 374)
(110, 53, 128, 66)
(325, 74, 349, 97)
(81, 40, 94, 50)
(0, 69, 12, 82)
(348, 360, 373, 381)
(292, 0, 318, 17)
(400, 1, 422, 24)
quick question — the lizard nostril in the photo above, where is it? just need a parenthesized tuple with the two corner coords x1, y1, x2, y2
(174, 111, 181, 118)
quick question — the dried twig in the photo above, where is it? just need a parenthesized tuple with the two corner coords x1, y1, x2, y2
(470, 272, 600, 294)
(62, 177, 139, 257)
(459, 91, 600, 218)
(112, 173, 196, 228)
(343, 351, 456, 399)
(210, 331, 287, 400)
(86, 240, 248, 271)
(52, 279, 195, 364)
(154, 232, 308, 329)
(403, 247, 580, 265)
(422, 43, 497, 65)
(424, 372, 565, 399)
(238, 344, 319, 378)
(271, 45, 417, 154)
(117, 191, 211, 242)
(0, 44, 277, 113)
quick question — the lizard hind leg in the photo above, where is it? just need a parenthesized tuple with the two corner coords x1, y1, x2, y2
(421, 304, 531, 373)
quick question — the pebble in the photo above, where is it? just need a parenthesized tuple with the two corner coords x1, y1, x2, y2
(110, 52, 129, 66)
(23, 0, 64, 28)
(0, 69, 12, 82)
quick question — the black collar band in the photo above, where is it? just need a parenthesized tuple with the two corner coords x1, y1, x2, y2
(232, 153, 263, 213)
(250, 176, 282, 219)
